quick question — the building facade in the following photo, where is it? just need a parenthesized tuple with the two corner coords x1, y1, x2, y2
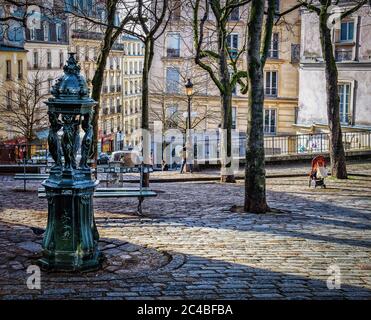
(0, 5, 28, 141)
(24, 5, 70, 140)
(297, 2, 371, 133)
(122, 35, 144, 148)
(68, 3, 144, 153)
(149, 0, 301, 164)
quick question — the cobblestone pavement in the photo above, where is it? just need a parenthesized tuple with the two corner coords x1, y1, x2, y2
(0, 163, 370, 300)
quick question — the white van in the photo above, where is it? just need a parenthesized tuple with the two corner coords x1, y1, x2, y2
(110, 150, 141, 167)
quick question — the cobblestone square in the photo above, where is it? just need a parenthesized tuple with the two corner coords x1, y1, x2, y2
(0, 163, 370, 300)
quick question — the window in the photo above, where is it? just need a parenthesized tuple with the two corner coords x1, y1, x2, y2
(76, 46, 80, 61)
(291, 44, 300, 63)
(265, 71, 278, 96)
(48, 78, 53, 92)
(268, 33, 279, 59)
(227, 34, 238, 58)
(35, 81, 40, 97)
(18, 89, 24, 107)
(274, 0, 280, 14)
(6, 91, 12, 109)
(338, 83, 352, 124)
(340, 21, 354, 42)
(33, 51, 38, 69)
(43, 22, 49, 41)
(167, 104, 178, 118)
(47, 51, 52, 69)
(103, 120, 107, 135)
(85, 47, 89, 61)
(264, 108, 277, 134)
(56, 23, 62, 41)
(6, 60, 11, 80)
(171, 0, 181, 20)
(59, 51, 64, 68)
(17, 60, 23, 79)
(232, 85, 237, 95)
(232, 107, 237, 129)
(30, 27, 36, 41)
(167, 33, 180, 57)
(166, 67, 180, 93)
(229, 7, 239, 21)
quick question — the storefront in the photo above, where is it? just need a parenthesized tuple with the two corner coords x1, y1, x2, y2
(101, 134, 114, 153)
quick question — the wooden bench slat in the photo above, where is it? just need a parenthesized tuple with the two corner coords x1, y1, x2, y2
(38, 191, 157, 198)
(37, 187, 151, 192)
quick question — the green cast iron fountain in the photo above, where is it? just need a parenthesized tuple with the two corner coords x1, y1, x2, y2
(38, 53, 103, 271)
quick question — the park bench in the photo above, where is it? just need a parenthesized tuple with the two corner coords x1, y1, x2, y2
(37, 164, 157, 215)
(14, 173, 49, 191)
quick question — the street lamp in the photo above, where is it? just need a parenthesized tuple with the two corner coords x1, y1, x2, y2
(184, 79, 193, 172)
(185, 78, 193, 134)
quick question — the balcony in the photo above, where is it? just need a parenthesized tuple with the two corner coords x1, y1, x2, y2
(112, 43, 125, 51)
(166, 48, 180, 58)
(72, 30, 103, 41)
(110, 85, 115, 93)
(335, 49, 353, 62)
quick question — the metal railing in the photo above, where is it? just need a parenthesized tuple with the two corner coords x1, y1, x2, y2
(262, 131, 371, 156)
(191, 130, 371, 161)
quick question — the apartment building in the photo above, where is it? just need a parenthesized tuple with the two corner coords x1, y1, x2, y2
(149, 0, 301, 147)
(24, 5, 70, 139)
(297, 2, 371, 134)
(122, 35, 144, 148)
(67, 1, 144, 153)
(0, 5, 28, 142)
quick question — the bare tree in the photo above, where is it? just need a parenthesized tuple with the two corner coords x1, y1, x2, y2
(61, 1, 136, 163)
(289, 0, 369, 179)
(192, 0, 249, 183)
(150, 79, 219, 135)
(123, 0, 172, 186)
(0, 71, 49, 156)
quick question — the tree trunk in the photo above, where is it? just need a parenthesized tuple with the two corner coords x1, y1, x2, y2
(218, 24, 235, 183)
(141, 38, 155, 187)
(244, 0, 269, 213)
(319, 10, 348, 179)
(220, 93, 235, 183)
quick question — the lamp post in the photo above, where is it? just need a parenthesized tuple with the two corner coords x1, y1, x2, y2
(38, 53, 103, 271)
(185, 79, 193, 133)
(185, 79, 193, 172)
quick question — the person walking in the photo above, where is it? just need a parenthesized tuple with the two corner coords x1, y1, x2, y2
(179, 146, 187, 174)
(180, 144, 193, 174)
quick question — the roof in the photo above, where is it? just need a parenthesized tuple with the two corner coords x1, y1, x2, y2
(122, 34, 142, 42)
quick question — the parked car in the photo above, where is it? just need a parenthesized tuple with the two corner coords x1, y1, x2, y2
(110, 150, 141, 167)
(97, 153, 110, 165)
